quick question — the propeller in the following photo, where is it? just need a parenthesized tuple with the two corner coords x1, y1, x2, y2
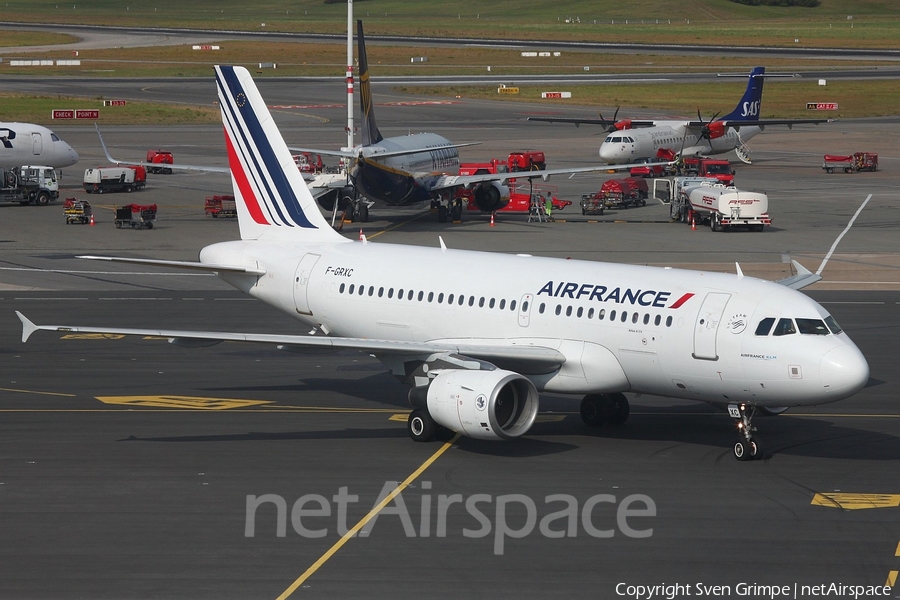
(598, 107, 632, 132)
(697, 110, 725, 143)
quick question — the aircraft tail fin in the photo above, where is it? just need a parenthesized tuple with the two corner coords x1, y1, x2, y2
(720, 66, 765, 122)
(357, 20, 383, 146)
(214, 65, 345, 243)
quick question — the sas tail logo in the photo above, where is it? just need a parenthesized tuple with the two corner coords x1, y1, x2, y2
(215, 65, 317, 229)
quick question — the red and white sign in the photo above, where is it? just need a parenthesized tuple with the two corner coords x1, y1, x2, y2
(806, 102, 839, 110)
(541, 91, 572, 99)
(75, 109, 100, 119)
(104, 100, 127, 107)
(52, 109, 75, 119)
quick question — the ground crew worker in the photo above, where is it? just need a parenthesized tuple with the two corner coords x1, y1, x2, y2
(545, 192, 554, 221)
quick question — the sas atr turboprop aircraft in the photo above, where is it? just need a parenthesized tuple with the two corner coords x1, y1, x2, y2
(528, 67, 829, 165)
(17, 65, 870, 461)
(296, 20, 650, 223)
(0, 122, 79, 169)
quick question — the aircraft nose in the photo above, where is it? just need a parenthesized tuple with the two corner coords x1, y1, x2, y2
(820, 344, 869, 397)
(67, 145, 80, 166)
(598, 145, 617, 164)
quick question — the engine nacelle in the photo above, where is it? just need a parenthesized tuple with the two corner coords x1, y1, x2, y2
(426, 369, 539, 440)
(705, 121, 727, 140)
(472, 181, 510, 212)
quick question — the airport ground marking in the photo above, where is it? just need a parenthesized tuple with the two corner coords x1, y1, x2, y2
(95, 395, 272, 410)
(887, 571, 897, 588)
(895, 541, 900, 556)
(276, 434, 460, 600)
(0, 387, 76, 397)
(364, 210, 432, 240)
(810, 493, 900, 510)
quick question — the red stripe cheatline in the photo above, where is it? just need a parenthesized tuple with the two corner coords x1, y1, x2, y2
(224, 128, 268, 225)
(669, 293, 695, 309)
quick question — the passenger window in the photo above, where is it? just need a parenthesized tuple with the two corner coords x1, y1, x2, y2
(824, 315, 843, 335)
(468, 296, 475, 307)
(621, 311, 628, 323)
(387, 288, 393, 299)
(522, 300, 530, 312)
(510, 300, 517, 311)
(666, 316, 672, 327)
(610, 310, 617, 321)
(340, 283, 346, 293)
(478, 297, 484, 308)
(408, 290, 414, 301)
(359, 285, 365, 296)
(773, 318, 796, 336)
(398, 288, 403, 298)
(426, 292, 432, 302)
(598, 309, 605, 320)
(448, 294, 454, 304)
(368, 286, 374, 297)
(438, 293, 444, 303)
(418, 291, 424, 301)
(654, 314, 661, 326)
(458, 295, 465, 306)
(555, 305, 562, 316)
(755, 317, 775, 336)
(577, 307, 583, 318)
(378, 287, 384, 298)
(489, 298, 495, 309)
(588, 308, 594, 319)
(796, 318, 829, 335)
(565, 306, 572, 317)
(500, 299, 506, 310)
(643, 314, 649, 325)
(539, 303, 545, 314)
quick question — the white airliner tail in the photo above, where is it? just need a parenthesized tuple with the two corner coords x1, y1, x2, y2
(214, 65, 345, 243)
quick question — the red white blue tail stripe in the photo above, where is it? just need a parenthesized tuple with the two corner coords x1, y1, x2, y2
(215, 65, 339, 241)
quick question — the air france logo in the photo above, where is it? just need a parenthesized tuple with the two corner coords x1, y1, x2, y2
(741, 100, 760, 118)
(537, 281, 693, 309)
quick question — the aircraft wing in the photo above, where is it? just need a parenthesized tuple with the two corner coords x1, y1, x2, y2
(95, 124, 228, 173)
(775, 260, 822, 290)
(16, 312, 566, 373)
(526, 116, 656, 128)
(425, 161, 670, 192)
(288, 146, 356, 159)
(683, 118, 832, 131)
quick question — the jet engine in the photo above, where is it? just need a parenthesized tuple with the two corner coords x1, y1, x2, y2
(424, 369, 539, 440)
(472, 181, 510, 212)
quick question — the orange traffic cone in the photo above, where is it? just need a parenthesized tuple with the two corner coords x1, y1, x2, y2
(89, 213, 95, 226)
(690, 213, 697, 231)
(489, 212, 496, 227)
(358, 228, 364, 241)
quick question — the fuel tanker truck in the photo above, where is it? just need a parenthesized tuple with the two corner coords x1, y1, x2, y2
(668, 177, 770, 232)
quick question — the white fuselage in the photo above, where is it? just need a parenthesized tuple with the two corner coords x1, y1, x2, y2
(599, 123, 761, 164)
(200, 238, 868, 409)
(0, 123, 79, 169)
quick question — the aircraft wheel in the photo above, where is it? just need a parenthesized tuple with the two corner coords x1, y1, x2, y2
(437, 205, 448, 223)
(450, 203, 462, 222)
(580, 394, 609, 427)
(733, 440, 752, 461)
(408, 409, 436, 442)
(607, 392, 630, 426)
(358, 203, 369, 223)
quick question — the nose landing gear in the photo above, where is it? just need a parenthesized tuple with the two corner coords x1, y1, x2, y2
(729, 403, 762, 461)
(580, 393, 630, 427)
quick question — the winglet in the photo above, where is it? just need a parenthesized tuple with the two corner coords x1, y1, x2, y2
(95, 123, 120, 165)
(16, 311, 39, 343)
(735, 262, 744, 278)
(776, 260, 822, 290)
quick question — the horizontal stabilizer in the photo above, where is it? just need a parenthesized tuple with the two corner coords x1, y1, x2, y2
(776, 260, 822, 290)
(77, 255, 266, 276)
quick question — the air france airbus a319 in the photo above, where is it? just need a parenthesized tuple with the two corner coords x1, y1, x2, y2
(0, 122, 79, 169)
(16, 66, 869, 461)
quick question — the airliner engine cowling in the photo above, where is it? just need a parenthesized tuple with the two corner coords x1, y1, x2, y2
(426, 369, 539, 440)
(473, 181, 510, 212)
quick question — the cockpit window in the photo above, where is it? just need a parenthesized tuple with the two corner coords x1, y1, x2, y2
(51, 133, 60, 141)
(610, 137, 622, 143)
(755, 317, 775, 336)
(824, 315, 843, 335)
(773, 318, 796, 336)
(625, 137, 634, 143)
(796, 318, 830, 335)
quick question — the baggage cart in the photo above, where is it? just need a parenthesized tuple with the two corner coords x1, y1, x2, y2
(205, 195, 237, 218)
(115, 203, 157, 229)
(63, 198, 92, 224)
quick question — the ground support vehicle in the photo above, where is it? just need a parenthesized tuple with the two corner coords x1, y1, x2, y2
(205, 195, 237, 218)
(0, 166, 59, 206)
(579, 192, 605, 216)
(464, 181, 569, 214)
(668, 178, 769, 232)
(84, 166, 146, 194)
(630, 149, 677, 178)
(680, 158, 735, 185)
(114, 204, 157, 229)
(597, 177, 648, 209)
(63, 198, 92, 224)
(507, 150, 546, 172)
(146, 150, 173, 174)
(822, 152, 878, 173)
(293, 152, 325, 174)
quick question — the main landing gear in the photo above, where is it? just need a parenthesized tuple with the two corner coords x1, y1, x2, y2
(407, 409, 453, 443)
(729, 403, 762, 461)
(580, 393, 630, 427)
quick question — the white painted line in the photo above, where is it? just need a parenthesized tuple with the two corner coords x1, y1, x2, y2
(12, 297, 89, 301)
(98, 297, 173, 301)
(816, 194, 873, 276)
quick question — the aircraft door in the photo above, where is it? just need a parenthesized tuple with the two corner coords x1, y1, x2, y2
(517, 293, 533, 327)
(692, 292, 731, 360)
(32, 133, 42, 156)
(293, 253, 320, 316)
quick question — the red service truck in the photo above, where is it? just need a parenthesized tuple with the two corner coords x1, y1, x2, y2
(822, 152, 878, 173)
(681, 157, 735, 185)
(507, 150, 546, 172)
(146, 150, 173, 174)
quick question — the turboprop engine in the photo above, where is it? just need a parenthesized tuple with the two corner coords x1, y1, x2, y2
(472, 181, 510, 212)
(422, 369, 539, 440)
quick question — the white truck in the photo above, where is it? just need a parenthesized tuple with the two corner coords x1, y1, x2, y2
(660, 177, 770, 232)
(83, 166, 146, 194)
(0, 165, 60, 206)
